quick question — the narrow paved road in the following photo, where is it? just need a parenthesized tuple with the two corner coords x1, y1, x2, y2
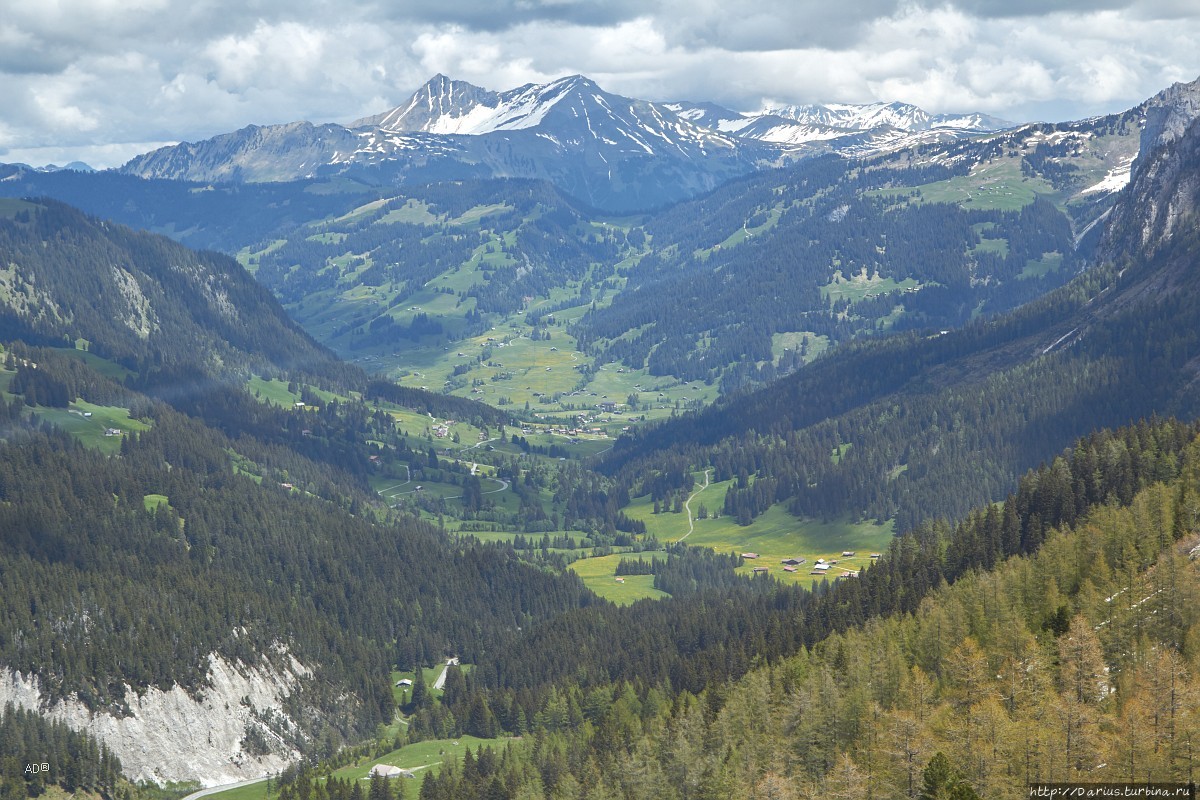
(432, 657, 460, 690)
(677, 469, 711, 543)
(377, 465, 412, 497)
(444, 477, 509, 500)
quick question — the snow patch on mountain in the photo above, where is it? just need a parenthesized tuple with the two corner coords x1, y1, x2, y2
(758, 101, 1009, 133)
(1082, 154, 1137, 195)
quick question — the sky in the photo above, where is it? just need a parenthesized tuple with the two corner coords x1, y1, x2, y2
(2, 0, 1200, 168)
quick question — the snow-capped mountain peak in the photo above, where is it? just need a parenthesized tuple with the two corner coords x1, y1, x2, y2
(353, 73, 627, 138)
(120, 73, 1018, 213)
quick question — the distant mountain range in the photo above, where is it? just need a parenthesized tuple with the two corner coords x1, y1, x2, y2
(118, 74, 1012, 211)
(605, 82, 1200, 531)
(666, 97, 1009, 144)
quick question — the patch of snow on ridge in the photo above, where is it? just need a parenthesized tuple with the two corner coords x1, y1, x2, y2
(1082, 154, 1137, 195)
(0, 649, 312, 787)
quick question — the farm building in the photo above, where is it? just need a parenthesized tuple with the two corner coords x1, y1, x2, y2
(842, 551, 856, 557)
(741, 552, 759, 559)
(781, 557, 806, 566)
(394, 678, 413, 687)
(783, 566, 798, 573)
(752, 566, 769, 574)
(370, 765, 403, 778)
(813, 563, 830, 571)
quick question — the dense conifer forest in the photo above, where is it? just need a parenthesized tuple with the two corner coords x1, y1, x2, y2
(602, 214, 1200, 532)
(264, 418, 1200, 798)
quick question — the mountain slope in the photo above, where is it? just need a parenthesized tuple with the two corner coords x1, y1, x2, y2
(117, 74, 1013, 213)
(0, 198, 343, 378)
(0, 204, 598, 781)
(122, 75, 762, 212)
(601, 111, 1200, 533)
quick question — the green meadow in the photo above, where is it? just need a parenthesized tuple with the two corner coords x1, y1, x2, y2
(874, 157, 1058, 211)
(821, 269, 922, 304)
(32, 400, 151, 455)
(568, 552, 669, 604)
(625, 474, 895, 584)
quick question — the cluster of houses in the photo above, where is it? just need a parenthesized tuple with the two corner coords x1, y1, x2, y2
(740, 550, 883, 579)
(521, 422, 608, 439)
(431, 421, 453, 438)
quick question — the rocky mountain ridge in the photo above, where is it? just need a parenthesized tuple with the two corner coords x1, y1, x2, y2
(118, 74, 1008, 211)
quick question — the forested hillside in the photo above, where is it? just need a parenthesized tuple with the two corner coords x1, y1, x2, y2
(0, 376, 594, 744)
(601, 117, 1200, 532)
(572, 158, 1078, 390)
(0, 198, 344, 380)
(0, 165, 378, 252)
(0, 706, 122, 800)
(0, 95, 1140, 406)
(275, 418, 1200, 798)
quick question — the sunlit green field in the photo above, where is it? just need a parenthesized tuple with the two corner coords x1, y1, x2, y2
(1020, 251, 1064, 279)
(874, 157, 1057, 211)
(821, 269, 922, 303)
(625, 474, 894, 583)
(200, 780, 270, 800)
(202, 736, 514, 800)
(32, 400, 152, 455)
(568, 552, 669, 604)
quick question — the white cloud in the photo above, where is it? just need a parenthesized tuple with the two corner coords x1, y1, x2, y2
(1, 0, 1199, 167)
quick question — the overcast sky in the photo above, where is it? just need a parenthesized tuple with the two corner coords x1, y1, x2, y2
(3, 0, 1200, 168)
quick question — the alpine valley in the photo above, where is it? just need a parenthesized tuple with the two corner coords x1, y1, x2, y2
(3, 70, 1200, 800)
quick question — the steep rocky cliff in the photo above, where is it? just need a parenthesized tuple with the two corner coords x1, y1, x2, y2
(0, 651, 311, 786)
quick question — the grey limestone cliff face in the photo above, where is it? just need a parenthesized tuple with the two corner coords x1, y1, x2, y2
(1102, 120, 1200, 262)
(0, 652, 311, 787)
(1100, 78, 1200, 262)
(1138, 77, 1200, 165)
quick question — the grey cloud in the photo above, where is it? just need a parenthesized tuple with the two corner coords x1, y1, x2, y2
(657, 0, 903, 51)
(380, 0, 646, 31)
(942, 0, 1129, 18)
(0, 46, 73, 76)
(2, 0, 1200, 168)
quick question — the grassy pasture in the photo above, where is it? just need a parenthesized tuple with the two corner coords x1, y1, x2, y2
(770, 331, 831, 363)
(1020, 251, 1064, 280)
(0, 198, 38, 218)
(331, 735, 514, 798)
(625, 474, 894, 584)
(200, 781, 270, 800)
(32, 400, 151, 455)
(379, 199, 439, 225)
(874, 158, 1058, 211)
(568, 552, 669, 605)
(53, 347, 134, 381)
(202, 735, 512, 800)
(142, 494, 170, 512)
(821, 269, 921, 304)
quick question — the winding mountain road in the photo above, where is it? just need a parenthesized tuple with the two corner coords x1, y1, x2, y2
(677, 468, 711, 543)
